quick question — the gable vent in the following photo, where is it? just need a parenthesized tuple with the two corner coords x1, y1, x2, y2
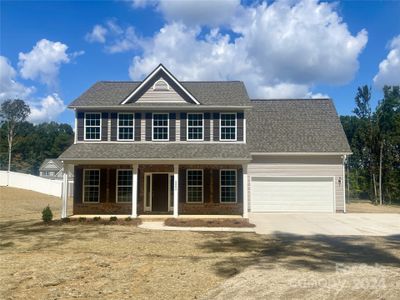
(153, 79, 169, 91)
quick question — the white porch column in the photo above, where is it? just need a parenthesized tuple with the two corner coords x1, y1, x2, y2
(61, 164, 69, 219)
(131, 164, 138, 218)
(242, 164, 249, 218)
(173, 164, 179, 217)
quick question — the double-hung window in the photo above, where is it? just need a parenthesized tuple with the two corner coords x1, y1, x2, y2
(118, 113, 134, 141)
(187, 113, 203, 141)
(220, 170, 237, 203)
(187, 170, 203, 203)
(116, 170, 132, 202)
(152, 113, 169, 141)
(85, 113, 101, 140)
(83, 169, 100, 202)
(220, 113, 236, 141)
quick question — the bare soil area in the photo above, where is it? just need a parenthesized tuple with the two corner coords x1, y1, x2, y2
(347, 200, 400, 213)
(1, 187, 399, 299)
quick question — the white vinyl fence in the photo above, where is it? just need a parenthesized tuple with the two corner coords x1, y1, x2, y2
(0, 171, 73, 198)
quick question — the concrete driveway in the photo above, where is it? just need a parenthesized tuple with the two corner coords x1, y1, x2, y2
(249, 213, 400, 236)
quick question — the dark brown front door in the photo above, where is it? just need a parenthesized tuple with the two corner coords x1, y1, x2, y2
(152, 174, 169, 212)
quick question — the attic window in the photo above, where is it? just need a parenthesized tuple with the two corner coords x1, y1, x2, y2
(153, 79, 169, 91)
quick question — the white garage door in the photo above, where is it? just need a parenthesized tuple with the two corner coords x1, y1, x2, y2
(250, 177, 334, 212)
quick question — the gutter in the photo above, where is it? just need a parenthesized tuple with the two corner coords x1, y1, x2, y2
(251, 152, 353, 156)
(68, 105, 253, 110)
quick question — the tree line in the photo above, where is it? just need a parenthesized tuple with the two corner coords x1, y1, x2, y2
(341, 85, 399, 204)
(0, 100, 74, 175)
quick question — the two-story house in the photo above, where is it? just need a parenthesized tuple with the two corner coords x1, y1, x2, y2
(59, 64, 351, 218)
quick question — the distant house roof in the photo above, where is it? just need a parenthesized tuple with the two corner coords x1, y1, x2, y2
(39, 159, 63, 171)
(247, 99, 351, 153)
(59, 143, 251, 161)
(68, 81, 252, 108)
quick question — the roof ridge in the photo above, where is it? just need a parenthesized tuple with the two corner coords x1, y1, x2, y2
(96, 80, 243, 84)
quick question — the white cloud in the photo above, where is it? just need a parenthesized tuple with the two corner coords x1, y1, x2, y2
(85, 25, 108, 43)
(85, 21, 141, 53)
(128, 0, 367, 98)
(157, 0, 240, 27)
(0, 56, 35, 101)
(28, 93, 66, 123)
(373, 35, 400, 87)
(18, 39, 82, 87)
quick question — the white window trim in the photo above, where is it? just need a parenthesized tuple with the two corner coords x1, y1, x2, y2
(84, 112, 102, 141)
(186, 169, 204, 203)
(82, 169, 100, 203)
(117, 113, 135, 141)
(153, 79, 170, 91)
(116, 169, 133, 203)
(219, 112, 237, 142)
(187, 113, 204, 141)
(220, 169, 237, 203)
(152, 113, 169, 141)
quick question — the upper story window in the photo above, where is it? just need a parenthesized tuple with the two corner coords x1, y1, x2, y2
(118, 113, 134, 141)
(220, 113, 236, 141)
(187, 113, 203, 141)
(153, 79, 169, 91)
(152, 113, 169, 141)
(85, 113, 101, 140)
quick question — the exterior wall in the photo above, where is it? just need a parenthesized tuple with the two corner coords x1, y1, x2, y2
(73, 164, 243, 215)
(136, 85, 187, 103)
(76, 110, 245, 143)
(248, 155, 345, 212)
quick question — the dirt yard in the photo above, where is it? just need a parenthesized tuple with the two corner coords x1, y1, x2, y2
(1, 187, 399, 299)
(347, 200, 400, 213)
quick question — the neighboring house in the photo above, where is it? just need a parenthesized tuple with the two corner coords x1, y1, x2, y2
(39, 159, 74, 180)
(39, 159, 64, 179)
(59, 64, 351, 217)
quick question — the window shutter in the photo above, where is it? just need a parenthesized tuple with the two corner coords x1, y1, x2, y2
(237, 112, 244, 142)
(77, 112, 84, 141)
(101, 112, 108, 141)
(110, 113, 117, 141)
(169, 113, 176, 141)
(145, 113, 152, 141)
(213, 113, 220, 141)
(135, 113, 141, 141)
(204, 113, 210, 141)
(180, 112, 187, 141)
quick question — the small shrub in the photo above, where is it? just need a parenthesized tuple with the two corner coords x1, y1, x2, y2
(61, 217, 70, 223)
(110, 216, 118, 222)
(42, 206, 53, 223)
(93, 216, 101, 221)
(125, 217, 132, 221)
(79, 217, 87, 222)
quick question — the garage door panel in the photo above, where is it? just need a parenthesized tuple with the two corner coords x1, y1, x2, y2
(250, 177, 334, 212)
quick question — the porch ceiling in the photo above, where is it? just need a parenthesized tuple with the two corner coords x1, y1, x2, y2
(59, 142, 251, 161)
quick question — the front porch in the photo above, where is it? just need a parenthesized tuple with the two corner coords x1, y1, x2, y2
(61, 163, 249, 218)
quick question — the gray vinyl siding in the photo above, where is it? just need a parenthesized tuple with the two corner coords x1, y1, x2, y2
(101, 112, 108, 141)
(213, 113, 220, 141)
(169, 113, 176, 141)
(135, 113, 141, 141)
(77, 112, 84, 141)
(248, 155, 345, 212)
(145, 113, 152, 141)
(136, 85, 187, 103)
(180, 112, 187, 141)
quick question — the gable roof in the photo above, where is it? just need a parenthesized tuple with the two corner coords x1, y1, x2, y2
(247, 99, 351, 154)
(68, 81, 251, 108)
(121, 64, 200, 105)
(39, 159, 63, 171)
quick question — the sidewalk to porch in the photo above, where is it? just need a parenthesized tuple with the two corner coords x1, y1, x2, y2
(138, 221, 255, 232)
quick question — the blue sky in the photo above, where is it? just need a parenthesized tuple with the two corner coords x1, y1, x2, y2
(1, 0, 399, 126)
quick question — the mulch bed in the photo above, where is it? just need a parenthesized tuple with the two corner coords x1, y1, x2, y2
(164, 218, 255, 228)
(43, 217, 142, 226)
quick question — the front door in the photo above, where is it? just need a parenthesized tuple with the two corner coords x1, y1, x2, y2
(152, 174, 169, 212)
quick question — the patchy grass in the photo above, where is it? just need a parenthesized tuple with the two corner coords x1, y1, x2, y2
(347, 200, 400, 213)
(1, 187, 399, 299)
(165, 218, 255, 228)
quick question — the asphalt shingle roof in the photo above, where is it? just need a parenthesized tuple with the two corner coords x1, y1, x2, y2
(68, 81, 251, 107)
(59, 143, 251, 160)
(247, 99, 351, 153)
